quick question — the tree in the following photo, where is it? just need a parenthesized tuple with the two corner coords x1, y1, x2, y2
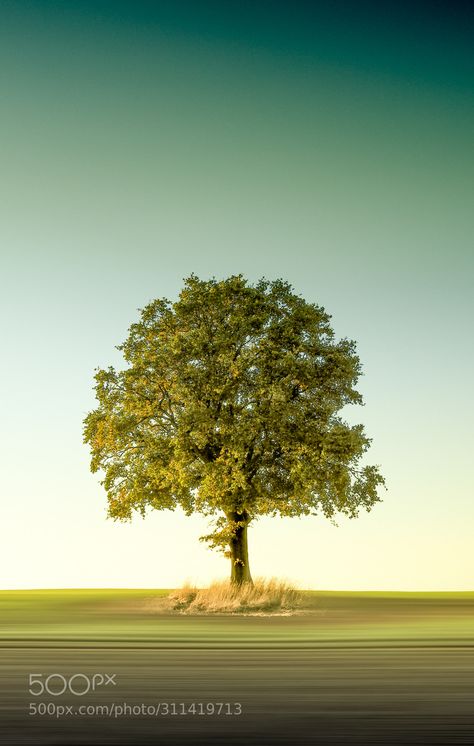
(83, 275, 385, 584)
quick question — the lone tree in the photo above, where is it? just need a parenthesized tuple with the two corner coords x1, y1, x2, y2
(84, 275, 384, 584)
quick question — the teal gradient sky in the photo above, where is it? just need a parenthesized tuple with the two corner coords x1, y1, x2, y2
(1, 2, 473, 589)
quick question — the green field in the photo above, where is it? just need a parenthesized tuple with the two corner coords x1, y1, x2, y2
(1, 590, 474, 744)
(2, 589, 474, 646)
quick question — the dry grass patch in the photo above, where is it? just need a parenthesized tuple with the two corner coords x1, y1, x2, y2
(166, 578, 302, 614)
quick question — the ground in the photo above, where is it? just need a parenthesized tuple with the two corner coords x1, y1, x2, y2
(1, 590, 474, 744)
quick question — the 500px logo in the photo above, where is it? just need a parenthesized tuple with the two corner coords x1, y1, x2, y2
(28, 673, 117, 697)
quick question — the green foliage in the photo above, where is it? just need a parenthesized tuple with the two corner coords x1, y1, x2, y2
(83, 275, 385, 552)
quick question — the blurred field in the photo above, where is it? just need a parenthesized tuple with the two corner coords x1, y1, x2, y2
(1, 590, 474, 744)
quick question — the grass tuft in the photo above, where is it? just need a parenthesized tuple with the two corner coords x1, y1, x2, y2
(166, 578, 302, 614)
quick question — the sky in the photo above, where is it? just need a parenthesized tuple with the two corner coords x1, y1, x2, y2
(1, 0, 473, 590)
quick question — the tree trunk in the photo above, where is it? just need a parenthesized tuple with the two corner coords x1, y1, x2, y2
(229, 512, 252, 585)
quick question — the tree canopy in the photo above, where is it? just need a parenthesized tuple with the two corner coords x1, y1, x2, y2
(83, 275, 385, 583)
